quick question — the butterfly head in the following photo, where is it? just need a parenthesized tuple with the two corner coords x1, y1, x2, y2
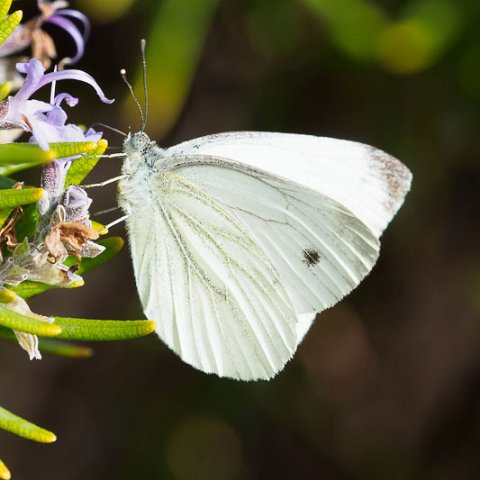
(121, 131, 164, 178)
(123, 131, 153, 154)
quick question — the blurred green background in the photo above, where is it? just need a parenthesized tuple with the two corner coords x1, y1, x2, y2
(2, 0, 480, 478)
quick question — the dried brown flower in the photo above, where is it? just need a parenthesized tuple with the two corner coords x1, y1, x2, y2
(45, 221, 99, 262)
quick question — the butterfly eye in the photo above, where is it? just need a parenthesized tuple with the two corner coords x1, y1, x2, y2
(125, 131, 151, 153)
(138, 132, 151, 149)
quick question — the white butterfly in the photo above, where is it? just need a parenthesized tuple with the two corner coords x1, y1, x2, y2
(117, 130, 411, 381)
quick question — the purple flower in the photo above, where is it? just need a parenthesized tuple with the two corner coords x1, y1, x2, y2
(43, 7, 90, 66)
(0, 1, 90, 68)
(0, 58, 114, 202)
(29, 94, 103, 148)
(0, 58, 113, 150)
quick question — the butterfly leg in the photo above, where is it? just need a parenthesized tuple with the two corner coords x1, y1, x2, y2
(93, 206, 121, 216)
(82, 175, 127, 189)
(89, 153, 127, 159)
(100, 204, 131, 233)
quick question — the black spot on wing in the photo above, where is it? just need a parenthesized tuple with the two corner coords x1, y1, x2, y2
(303, 249, 320, 267)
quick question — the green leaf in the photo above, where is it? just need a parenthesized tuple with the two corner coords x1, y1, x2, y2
(9, 281, 54, 299)
(54, 316, 156, 341)
(0, 143, 56, 176)
(0, 206, 13, 228)
(77, 236, 124, 275)
(0, 10, 22, 47)
(0, 314, 152, 342)
(8, 281, 52, 299)
(38, 338, 94, 358)
(0, 187, 44, 208)
(0, 141, 102, 176)
(0, 304, 62, 336)
(0, 458, 11, 480)
(9, 277, 84, 299)
(0, 143, 55, 164)
(0, 325, 93, 359)
(91, 220, 106, 233)
(65, 138, 108, 186)
(0, 324, 16, 340)
(0, 176, 15, 189)
(0, 0, 13, 21)
(0, 289, 15, 303)
(14, 203, 38, 243)
(0, 81, 12, 102)
(49, 140, 100, 159)
(0, 405, 56, 443)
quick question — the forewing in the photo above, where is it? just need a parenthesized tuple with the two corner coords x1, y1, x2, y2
(126, 172, 297, 381)
(167, 132, 412, 238)
(164, 158, 381, 342)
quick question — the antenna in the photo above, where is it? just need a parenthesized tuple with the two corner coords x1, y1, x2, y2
(140, 39, 148, 131)
(120, 68, 145, 131)
(91, 122, 127, 137)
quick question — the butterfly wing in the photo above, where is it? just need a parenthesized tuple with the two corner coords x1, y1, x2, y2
(167, 132, 412, 238)
(125, 171, 298, 380)
(164, 132, 411, 342)
(125, 132, 411, 380)
(160, 157, 381, 343)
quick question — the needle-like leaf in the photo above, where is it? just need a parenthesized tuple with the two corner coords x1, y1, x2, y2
(0, 458, 10, 480)
(0, 10, 22, 47)
(14, 203, 38, 243)
(9, 278, 84, 299)
(0, 81, 11, 102)
(91, 220, 106, 233)
(0, 317, 155, 344)
(38, 338, 94, 358)
(64, 139, 108, 186)
(54, 317, 156, 341)
(0, 176, 15, 189)
(0, 141, 102, 176)
(0, 144, 56, 176)
(0, 325, 93, 358)
(0, 406, 56, 443)
(0, 187, 44, 208)
(0, 289, 15, 303)
(0, 304, 62, 336)
(0, 0, 13, 20)
(49, 141, 100, 159)
(0, 206, 13, 227)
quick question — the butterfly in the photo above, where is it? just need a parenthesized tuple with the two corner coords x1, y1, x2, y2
(117, 129, 412, 381)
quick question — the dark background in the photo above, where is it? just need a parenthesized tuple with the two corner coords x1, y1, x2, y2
(2, 0, 480, 478)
